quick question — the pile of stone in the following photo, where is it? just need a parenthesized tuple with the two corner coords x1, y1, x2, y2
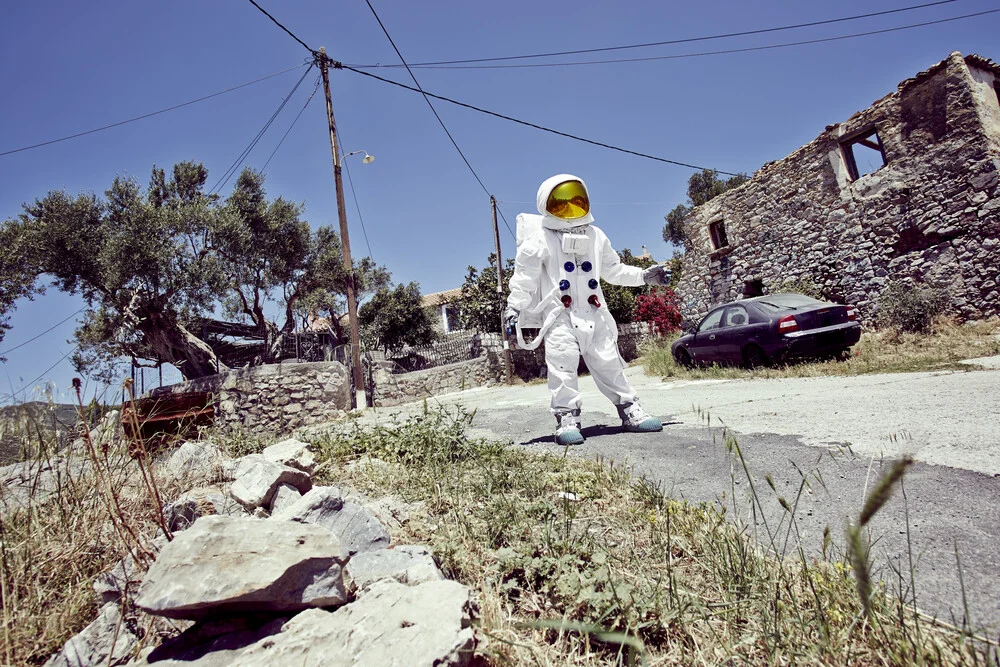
(44, 438, 477, 666)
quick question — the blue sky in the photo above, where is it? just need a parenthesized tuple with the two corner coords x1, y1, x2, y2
(1, 0, 997, 404)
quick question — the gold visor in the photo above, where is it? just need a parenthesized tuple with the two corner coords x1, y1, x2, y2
(545, 180, 590, 220)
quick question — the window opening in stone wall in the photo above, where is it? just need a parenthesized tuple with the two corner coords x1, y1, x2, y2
(709, 220, 729, 251)
(841, 128, 887, 181)
(742, 279, 765, 298)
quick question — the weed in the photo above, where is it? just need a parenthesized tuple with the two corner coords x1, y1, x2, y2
(641, 317, 1000, 380)
(312, 406, 993, 665)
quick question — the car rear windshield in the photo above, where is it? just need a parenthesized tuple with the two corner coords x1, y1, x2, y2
(754, 294, 824, 313)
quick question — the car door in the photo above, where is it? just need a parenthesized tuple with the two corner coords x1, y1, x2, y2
(714, 305, 752, 363)
(687, 308, 725, 365)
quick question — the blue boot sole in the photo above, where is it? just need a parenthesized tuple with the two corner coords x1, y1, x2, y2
(555, 430, 585, 445)
(624, 418, 663, 433)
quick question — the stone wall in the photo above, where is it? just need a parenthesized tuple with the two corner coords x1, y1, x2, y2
(148, 362, 350, 436)
(675, 52, 1000, 324)
(371, 323, 659, 407)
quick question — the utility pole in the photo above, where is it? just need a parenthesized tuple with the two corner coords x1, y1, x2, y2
(491, 197, 513, 385)
(318, 48, 365, 409)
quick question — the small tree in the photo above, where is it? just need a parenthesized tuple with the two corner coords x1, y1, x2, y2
(358, 282, 436, 354)
(459, 254, 513, 334)
(662, 169, 749, 249)
(635, 287, 683, 337)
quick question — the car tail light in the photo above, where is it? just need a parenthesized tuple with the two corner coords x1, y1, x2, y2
(846, 305, 858, 321)
(778, 315, 799, 333)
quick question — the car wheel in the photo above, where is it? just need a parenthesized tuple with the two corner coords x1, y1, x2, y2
(742, 345, 768, 369)
(674, 348, 694, 368)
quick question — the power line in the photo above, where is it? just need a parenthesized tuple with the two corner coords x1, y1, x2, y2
(262, 77, 322, 172)
(363, 0, 496, 204)
(342, 160, 376, 262)
(0, 309, 84, 357)
(340, 65, 738, 175)
(210, 64, 314, 195)
(495, 205, 515, 240)
(246, 0, 317, 55)
(241, 2, 735, 178)
(0, 64, 309, 158)
(385, 9, 1000, 70)
(9, 348, 75, 399)
(348, 0, 962, 68)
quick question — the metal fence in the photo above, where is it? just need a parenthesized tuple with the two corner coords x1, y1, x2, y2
(384, 333, 488, 374)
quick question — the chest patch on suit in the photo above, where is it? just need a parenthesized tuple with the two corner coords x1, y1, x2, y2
(561, 233, 590, 255)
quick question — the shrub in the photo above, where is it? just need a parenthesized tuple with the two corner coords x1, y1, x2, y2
(876, 280, 947, 333)
(635, 287, 683, 336)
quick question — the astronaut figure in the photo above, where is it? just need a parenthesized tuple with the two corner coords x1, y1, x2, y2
(505, 174, 671, 445)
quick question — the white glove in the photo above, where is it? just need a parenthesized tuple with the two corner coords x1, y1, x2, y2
(642, 264, 671, 286)
(503, 307, 519, 335)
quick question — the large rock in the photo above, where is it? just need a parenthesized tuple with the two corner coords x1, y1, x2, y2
(345, 545, 444, 594)
(267, 482, 302, 514)
(270, 486, 390, 555)
(44, 603, 138, 667)
(94, 535, 169, 605)
(131, 579, 476, 666)
(229, 455, 311, 510)
(261, 438, 317, 474)
(164, 441, 226, 482)
(135, 516, 349, 619)
(163, 486, 246, 532)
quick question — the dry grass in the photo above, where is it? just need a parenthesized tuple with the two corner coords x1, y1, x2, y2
(312, 407, 998, 666)
(640, 318, 1000, 380)
(0, 385, 208, 666)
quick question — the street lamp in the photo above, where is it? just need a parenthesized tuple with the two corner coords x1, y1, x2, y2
(343, 150, 375, 165)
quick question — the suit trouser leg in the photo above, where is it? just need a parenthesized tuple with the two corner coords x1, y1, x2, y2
(545, 320, 582, 414)
(582, 322, 638, 407)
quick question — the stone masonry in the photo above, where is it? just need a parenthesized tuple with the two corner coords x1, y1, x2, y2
(675, 52, 1000, 323)
(148, 362, 350, 437)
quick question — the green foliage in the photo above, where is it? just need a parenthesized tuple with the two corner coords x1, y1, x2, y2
(0, 162, 390, 379)
(662, 204, 690, 247)
(686, 169, 749, 207)
(876, 280, 948, 333)
(358, 281, 436, 354)
(459, 254, 514, 334)
(662, 169, 749, 250)
(0, 223, 41, 355)
(600, 248, 655, 324)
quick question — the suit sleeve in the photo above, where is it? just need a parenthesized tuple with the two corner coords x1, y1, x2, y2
(598, 229, 644, 286)
(507, 241, 545, 312)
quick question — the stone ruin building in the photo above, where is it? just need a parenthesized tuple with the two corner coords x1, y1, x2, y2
(674, 52, 1000, 324)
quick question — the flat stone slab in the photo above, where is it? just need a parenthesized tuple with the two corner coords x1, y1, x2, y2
(130, 579, 476, 666)
(230, 455, 312, 509)
(270, 486, 390, 555)
(262, 438, 317, 474)
(44, 602, 137, 667)
(345, 545, 444, 594)
(135, 516, 348, 619)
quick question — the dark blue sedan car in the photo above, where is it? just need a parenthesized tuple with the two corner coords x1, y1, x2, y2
(671, 293, 862, 368)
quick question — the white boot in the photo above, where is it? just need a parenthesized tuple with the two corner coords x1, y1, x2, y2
(554, 410, 585, 445)
(617, 402, 663, 433)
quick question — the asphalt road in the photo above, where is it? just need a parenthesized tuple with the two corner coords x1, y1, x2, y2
(374, 361, 1000, 634)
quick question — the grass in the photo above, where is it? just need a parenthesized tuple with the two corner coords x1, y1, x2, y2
(311, 405, 998, 666)
(4, 390, 997, 665)
(640, 318, 1000, 380)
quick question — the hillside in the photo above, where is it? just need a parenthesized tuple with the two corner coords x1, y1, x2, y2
(0, 401, 80, 464)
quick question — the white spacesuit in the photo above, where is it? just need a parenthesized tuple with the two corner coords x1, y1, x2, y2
(505, 174, 669, 445)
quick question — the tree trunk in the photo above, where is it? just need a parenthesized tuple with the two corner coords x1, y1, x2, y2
(139, 311, 228, 380)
